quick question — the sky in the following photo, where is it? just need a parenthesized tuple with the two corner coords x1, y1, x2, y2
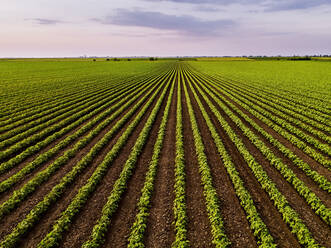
(1, 0, 331, 57)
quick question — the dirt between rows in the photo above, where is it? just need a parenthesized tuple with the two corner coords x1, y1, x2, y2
(144, 80, 177, 248)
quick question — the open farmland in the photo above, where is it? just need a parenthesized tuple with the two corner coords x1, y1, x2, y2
(0, 59, 330, 248)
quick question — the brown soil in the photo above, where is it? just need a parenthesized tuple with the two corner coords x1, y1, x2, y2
(143, 80, 177, 248)
(181, 78, 214, 248)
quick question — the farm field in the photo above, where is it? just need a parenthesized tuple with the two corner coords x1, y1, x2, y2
(0, 59, 330, 248)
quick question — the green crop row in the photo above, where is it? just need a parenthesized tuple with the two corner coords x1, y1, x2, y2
(172, 68, 189, 248)
(194, 71, 331, 169)
(0, 73, 131, 127)
(0, 75, 141, 146)
(0, 72, 147, 139)
(0, 61, 169, 122)
(0, 72, 166, 175)
(0, 76, 126, 134)
(206, 67, 331, 117)
(184, 69, 276, 248)
(208, 73, 330, 127)
(196, 74, 331, 226)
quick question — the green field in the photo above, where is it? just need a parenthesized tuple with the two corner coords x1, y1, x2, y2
(0, 59, 330, 248)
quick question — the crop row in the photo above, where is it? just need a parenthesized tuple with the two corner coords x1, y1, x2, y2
(192, 72, 331, 193)
(38, 70, 172, 248)
(194, 73, 331, 226)
(0, 76, 125, 134)
(0, 69, 174, 220)
(0, 63, 168, 126)
(210, 73, 330, 124)
(0, 73, 132, 126)
(0, 63, 169, 122)
(0, 78, 136, 146)
(172, 68, 189, 248)
(0, 72, 168, 174)
(0, 72, 149, 138)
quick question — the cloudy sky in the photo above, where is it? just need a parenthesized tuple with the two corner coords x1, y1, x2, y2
(1, 0, 330, 57)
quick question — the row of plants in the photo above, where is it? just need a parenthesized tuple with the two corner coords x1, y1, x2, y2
(181, 71, 231, 247)
(81, 71, 174, 248)
(127, 77, 175, 247)
(214, 80, 331, 155)
(213, 76, 330, 134)
(184, 69, 277, 247)
(0, 78, 136, 150)
(0, 70, 170, 193)
(190, 73, 325, 247)
(0, 71, 171, 248)
(0, 61, 169, 124)
(172, 69, 189, 248)
(210, 71, 330, 118)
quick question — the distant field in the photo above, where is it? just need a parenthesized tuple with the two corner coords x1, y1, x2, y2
(196, 57, 252, 61)
(0, 59, 330, 248)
